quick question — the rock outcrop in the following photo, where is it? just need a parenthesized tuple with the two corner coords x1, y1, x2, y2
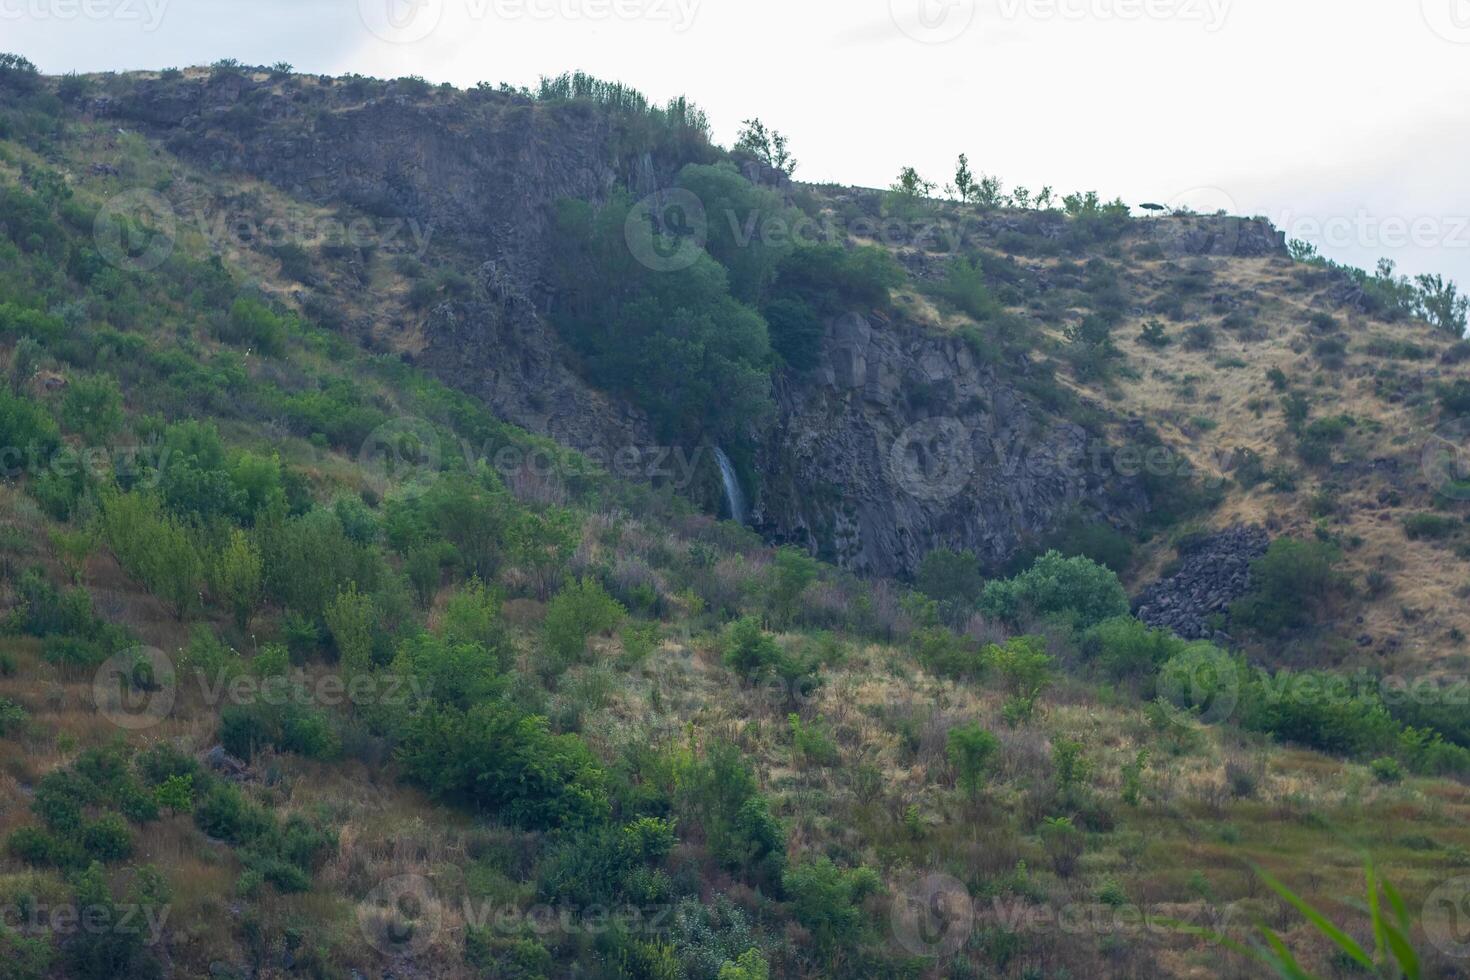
(1133, 525, 1269, 640)
(755, 312, 1147, 577)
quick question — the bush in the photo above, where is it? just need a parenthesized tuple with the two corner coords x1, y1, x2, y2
(915, 547, 982, 609)
(1403, 513, 1458, 541)
(1139, 319, 1169, 347)
(218, 297, 287, 354)
(947, 723, 999, 798)
(980, 550, 1128, 630)
(1039, 816, 1083, 876)
(781, 858, 881, 956)
(396, 701, 609, 829)
(676, 741, 786, 886)
(218, 701, 339, 761)
(98, 491, 204, 617)
(1230, 538, 1345, 636)
(59, 373, 123, 442)
(543, 577, 626, 670)
(1370, 756, 1403, 784)
(722, 616, 782, 679)
(1082, 616, 1184, 680)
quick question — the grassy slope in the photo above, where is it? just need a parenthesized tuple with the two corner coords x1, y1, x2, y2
(0, 70, 1468, 979)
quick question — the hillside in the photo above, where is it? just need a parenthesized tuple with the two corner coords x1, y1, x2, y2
(0, 55, 1468, 979)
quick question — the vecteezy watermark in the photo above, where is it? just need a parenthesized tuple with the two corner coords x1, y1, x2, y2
(357, 416, 718, 497)
(0, 901, 170, 944)
(93, 647, 176, 731)
(1426, 876, 1470, 958)
(889, 0, 977, 43)
(886, 416, 1227, 505)
(889, 417, 975, 504)
(1273, 209, 1470, 253)
(359, 416, 443, 500)
(359, 874, 443, 957)
(625, 188, 707, 273)
(1146, 186, 1242, 258)
(1422, 0, 1470, 44)
(358, 0, 699, 44)
(0, 443, 172, 488)
(1157, 642, 1240, 724)
(891, 873, 974, 957)
(93, 190, 435, 273)
(995, 0, 1230, 31)
(94, 190, 176, 273)
(891, 876, 1238, 954)
(92, 648, 428, 732)
(1423, 418, 1470, 502)
(0, 0, 169, 30)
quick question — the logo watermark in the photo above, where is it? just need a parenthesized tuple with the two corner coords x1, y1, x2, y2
(359, 874, 443, 956)
(1426, 876, 1470, 957)
(93, 647, 176, 731)
(1422, 0, 1470, 44)
(625, 188, 707, 273)
(94, 191, 435, 274)
(889, 0, 977, 44)
(357, 416, 718, 497)
(0, 901, 170, 944)
(359, 0, 698, 44)
(996, 0, 1230, 31)
(1423, 418, 1470, 502)
(0, 0, 169, 30)
(92, 648, 427, 732)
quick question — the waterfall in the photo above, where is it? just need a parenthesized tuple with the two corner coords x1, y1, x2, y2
(713, 447, 747, 525)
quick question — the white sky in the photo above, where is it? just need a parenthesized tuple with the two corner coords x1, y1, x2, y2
(5, 0, 1469, 286)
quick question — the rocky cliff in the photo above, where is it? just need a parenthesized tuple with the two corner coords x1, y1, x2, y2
(89, 70, 1278, 578)
(755, 311, 1146, 576)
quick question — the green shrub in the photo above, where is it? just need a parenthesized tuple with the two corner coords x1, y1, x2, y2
(218, 297, 287, 354)
(1230, 538, 1345, 635)
(1082, 616, 1184, 680)
(1369, 756, 1403, 784)
(915, 547, 982, 608)
(947, 722, 999, 798)
(396, 701, 609, 830)
(980, 550, 1128, 630)
(1403, 512, 1458, 541)
(59, 373, 123, 442)
(218, 701, 339, 761)
(781, 858, 881, 956)
(543, 577, 626, 670)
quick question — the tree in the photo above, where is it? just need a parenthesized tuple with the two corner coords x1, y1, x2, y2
(782, 858, 882, 957)
(951, 153, 976, 203)
(734, 118, 796, 176)
(770, 545, 818, 624)
(1414, 273, 1468, 336)
(979, 550, 1128, 630)
(396, 701, 609, 830)
(543, 577, 626, 670)
(719, 949, 770, 980)
(49, 527, 94, 585)
(99, 491, 204, 618)
(890, 167, 935, 199)
(985, 635, 1053, 724)
(947, 722, 999, 799)
(210, 528, 263, 629)
(325, 583, 376, 676)
(60, 374, 123, 443)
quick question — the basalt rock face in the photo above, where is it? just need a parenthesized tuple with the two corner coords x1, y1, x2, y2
(97, 72, 692, 457)
(1133, 525, 1269, 640)
(754, 312, 1148, 577)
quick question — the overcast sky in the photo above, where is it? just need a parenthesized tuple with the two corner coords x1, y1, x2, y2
(6, 0, 1469, 287)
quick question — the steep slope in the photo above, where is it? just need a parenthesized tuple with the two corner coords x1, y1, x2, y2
(2, 58, 1469, 980)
